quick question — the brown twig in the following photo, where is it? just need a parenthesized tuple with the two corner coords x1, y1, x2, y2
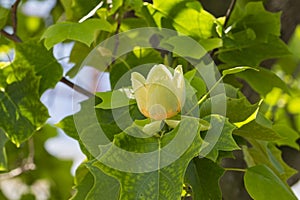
(0, 0, 22, 43)
(0, 0, 94, 97)
(60, 77, 94, 97)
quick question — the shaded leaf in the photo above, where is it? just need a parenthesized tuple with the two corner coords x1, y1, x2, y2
(200, 115, 240, 161)
(184, 157, 224, 200)
(200, 95, 258, 122)
(244, 165, 297, 200)
(236, 67, 290, 96)
(234, 120, 282, 141)
(273, 124, 300, 150)
(243, 140, 297, 181)
(0, 129, 7, 171)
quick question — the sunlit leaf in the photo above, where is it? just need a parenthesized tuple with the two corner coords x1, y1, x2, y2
(0, 69, 48, 146)
(42, 19, 113, 49)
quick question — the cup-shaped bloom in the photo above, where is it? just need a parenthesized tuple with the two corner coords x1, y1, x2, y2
(131, 64, 185, 120)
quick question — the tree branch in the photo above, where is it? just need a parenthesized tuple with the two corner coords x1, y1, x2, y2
(0, 0, 22, 43)
(0, 0, 94, 97)
(224, 0, 237, 28)
(60, 77, 94, 97)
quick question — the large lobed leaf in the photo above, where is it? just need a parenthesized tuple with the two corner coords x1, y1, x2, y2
(219, 2, 290, 66)
(95, 117, 202, 199)
(42, 19, 113, 49)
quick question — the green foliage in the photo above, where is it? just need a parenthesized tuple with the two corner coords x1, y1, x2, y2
(41, 19, 113, 49)
(244, 165, 297, 200)
(0, 0, 299, 199)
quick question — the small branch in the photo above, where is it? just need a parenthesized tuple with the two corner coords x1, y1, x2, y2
(224, 0, 237, 28)
(11, 0, 21, 33)
(0, 0, 22, 43)
(60, 77, 94, 97)
(0, 29, 22, 42)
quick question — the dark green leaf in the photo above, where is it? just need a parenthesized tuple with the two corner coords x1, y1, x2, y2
(236, 67, 290, 96)
(200, 95, 258, 122)
(273, 124, 300, 150)
(200, 115, 240, 161)
(243, 140, 297, 181)
(219, 36, 290, 66)
(0, 129, 8, 171)
(185, 157, 224, 200)
(234, 120, 282, 141)
(244, 165, 297, 200)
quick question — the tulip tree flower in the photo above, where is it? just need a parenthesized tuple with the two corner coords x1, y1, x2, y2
(131, 64, 185, 121)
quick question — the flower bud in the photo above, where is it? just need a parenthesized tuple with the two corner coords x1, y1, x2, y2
(131, 64, 185, 120)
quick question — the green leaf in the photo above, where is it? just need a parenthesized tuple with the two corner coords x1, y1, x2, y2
(200, 114, 240, 161)
(60, 0, 102, 21)
(243, 140, 297, 181)
(184, 157, 224, 200)
(235, 2, 281, 40)
(86, 162, 120, 199)
(0, 129, 8, 171)
(0, 69, 49, 146)
(41, 19, 113, 49)
(219, 2, 290, 66)
(71, 164, 95, 200)
(236, 67, 290, 96)
(0, 7, 9, 29)
(145, 0, 216, 39)
(222, 66, 257, 76)
(244, 165, 297, 200)
(219, 36, 290, 66)
(234, 120, 282, 141)
(14, 40, 63, 94)
(95, 89, 135, 109)
(71, 162, 120, 200)
(200, 95, 258, 122)
(273, 124, 300, 150)
(96, 117, 202, 199)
